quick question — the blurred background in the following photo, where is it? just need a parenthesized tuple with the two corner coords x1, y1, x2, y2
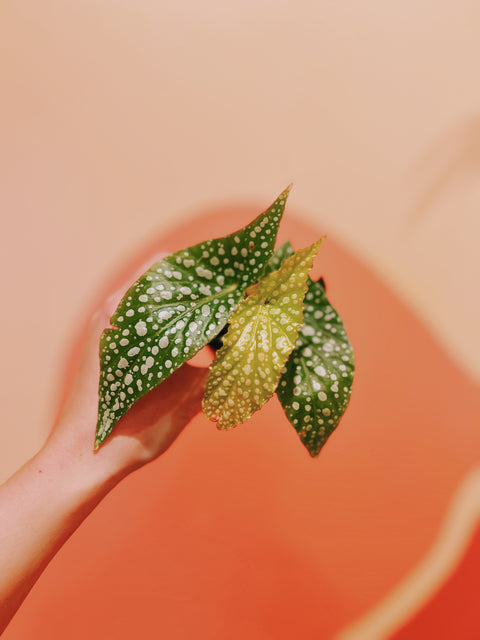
(1, 2, 479, 638)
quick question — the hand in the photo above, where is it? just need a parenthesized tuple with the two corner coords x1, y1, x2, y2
(48, 286, 210, 482)
(0, 254, 211, 633)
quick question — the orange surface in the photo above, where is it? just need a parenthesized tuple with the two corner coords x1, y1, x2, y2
(393, 524, 480, 639)
(4, 206, 479, 639)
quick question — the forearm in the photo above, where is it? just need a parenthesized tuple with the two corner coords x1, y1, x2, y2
(0, 435, 125, 635)
(0, 293, 207, 635)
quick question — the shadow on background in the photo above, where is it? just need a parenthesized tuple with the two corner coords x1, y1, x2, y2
(407, 114, 480, 227)
(4, 205, 480, 640)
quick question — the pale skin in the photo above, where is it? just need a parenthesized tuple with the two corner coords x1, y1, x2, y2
(0, 290, 209, 635)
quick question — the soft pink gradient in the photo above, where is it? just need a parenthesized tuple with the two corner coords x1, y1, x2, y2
(2, 208, 479, 640)
(1, 2, 479, 637)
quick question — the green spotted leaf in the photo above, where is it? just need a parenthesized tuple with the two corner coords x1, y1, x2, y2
(277, 278, 354, 457)
(207, 241, 296, 352)
(95, 186, 291, 448)
(202, 238, 323, 430)
(263, 240, 294, 276)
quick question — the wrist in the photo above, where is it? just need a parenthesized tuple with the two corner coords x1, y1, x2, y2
(36, 432, 128, 510)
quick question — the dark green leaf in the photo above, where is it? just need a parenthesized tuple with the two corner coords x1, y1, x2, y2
(317, 276, 326, 291)
(95, 186, 291, 448)
(263, 240, 294, 276)
(277, 278, 354, 457)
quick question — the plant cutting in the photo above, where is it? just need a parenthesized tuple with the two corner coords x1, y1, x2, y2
(96, 186, 354, 456)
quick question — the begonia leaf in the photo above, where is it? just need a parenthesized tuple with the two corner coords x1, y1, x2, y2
(207, 241, 295, 352)
(277, 278, 354, 456)
(202, 238, 323, 430)
(263, 240, 294, 276)
(95, 186, 291, 448)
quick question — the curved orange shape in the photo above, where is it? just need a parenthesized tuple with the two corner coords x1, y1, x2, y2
(4, 205, 480, 639)
(394, 522, 480, 639)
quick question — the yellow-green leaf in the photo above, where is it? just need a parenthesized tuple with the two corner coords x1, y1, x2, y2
(202, 238, 323, 430)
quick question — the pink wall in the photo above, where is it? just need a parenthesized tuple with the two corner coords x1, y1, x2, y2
(2, 208, 479, 639)
(1, 2, 479, 637)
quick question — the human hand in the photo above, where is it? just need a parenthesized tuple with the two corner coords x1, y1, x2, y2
(0, 261, 210, 632)
(46, 262, 210, 485)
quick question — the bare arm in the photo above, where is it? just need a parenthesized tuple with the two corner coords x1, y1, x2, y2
(0, 298, 208, 634)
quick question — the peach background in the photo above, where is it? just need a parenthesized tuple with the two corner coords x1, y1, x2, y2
(2, 207, 479, 640)
(1, 1, 479, 637)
